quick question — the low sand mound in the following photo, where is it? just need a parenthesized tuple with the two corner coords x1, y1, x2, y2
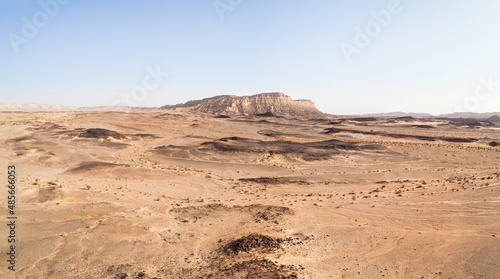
(257, 130, 314, 139)
(323, 127, 478, 143)
(78, 128, 127, 139)
(24, 186, 64, 203)
(153, 136, 388, 161)
(197, 137, 386, 161)
(243, 204, 294, 223)
(169, 204, 294, 224)
(65, 161, 124, 173)
(133, 133, 160, 138)
(9, 135, 35, 142)
(197, 233, 299, 278)
(202, 258, 299, 279)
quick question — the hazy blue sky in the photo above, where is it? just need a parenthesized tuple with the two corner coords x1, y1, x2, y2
(1, 0, 500, 114)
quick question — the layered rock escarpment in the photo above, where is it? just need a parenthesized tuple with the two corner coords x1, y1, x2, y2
(161, 92, 324, 117)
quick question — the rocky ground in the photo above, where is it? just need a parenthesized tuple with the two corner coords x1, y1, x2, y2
(0, 111, 499, 278)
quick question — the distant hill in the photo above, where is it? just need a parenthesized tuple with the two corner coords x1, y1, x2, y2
(1, 98, 498, 121)
(355, 112, 434, 118)
(0, 103, 75, 112)
(354, 111, 500, 121)
(487, 115, 500, 123)
(160, 92, 325, 117)
(0, 103, 152, 112)
(76, 106, 153, 111)
(439, 112, 500, 119)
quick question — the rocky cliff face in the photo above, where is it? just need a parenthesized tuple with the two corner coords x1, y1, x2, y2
(161, 93, 324, 117)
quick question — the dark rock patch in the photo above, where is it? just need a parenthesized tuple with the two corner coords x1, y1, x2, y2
(222, 234, 283, 255)
(97, 141, 130, 149)
(10, 135, 35, 142)
(442, 118, 495, 127)
(251, 207, 293, 223)
(257, 130, 287, 137)
(155, 144, 188, 150)
(200, 258, 298, 279)
(134, 133, 160, 138)
(79, 128, 127, 140)
(341, 117, 377, 122)
(219, 136, 245, 142)
(239, 177, 309, 185)
(198, 137, 385, 161)
(443, 137, 477, 143)
(254, 112, 278, 117)
(66, 161, 125, 173)
(323, 127, 477, 143)
(321, 128, 343, 134)
(412, 125, 434, 129)
(306, 118, 331, 124)
(394, 116, 415, 121)
(30, 122, 66, 131)
(257, 130, 313, 139)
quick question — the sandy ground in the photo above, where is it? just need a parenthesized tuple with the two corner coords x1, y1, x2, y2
(0, 111, 499, 278)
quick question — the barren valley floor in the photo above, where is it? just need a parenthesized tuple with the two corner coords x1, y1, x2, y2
(1, 111, 499, 278)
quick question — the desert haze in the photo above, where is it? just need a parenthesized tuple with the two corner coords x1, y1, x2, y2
(1, 94, 500, 278)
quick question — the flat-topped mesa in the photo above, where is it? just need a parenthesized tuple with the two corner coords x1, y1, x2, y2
(161, 92, 325, 117)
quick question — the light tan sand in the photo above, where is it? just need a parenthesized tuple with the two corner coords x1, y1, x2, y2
(0, 111, 499, 278)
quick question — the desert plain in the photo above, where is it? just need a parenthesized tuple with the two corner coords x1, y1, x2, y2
(1, 111, 499, 278)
